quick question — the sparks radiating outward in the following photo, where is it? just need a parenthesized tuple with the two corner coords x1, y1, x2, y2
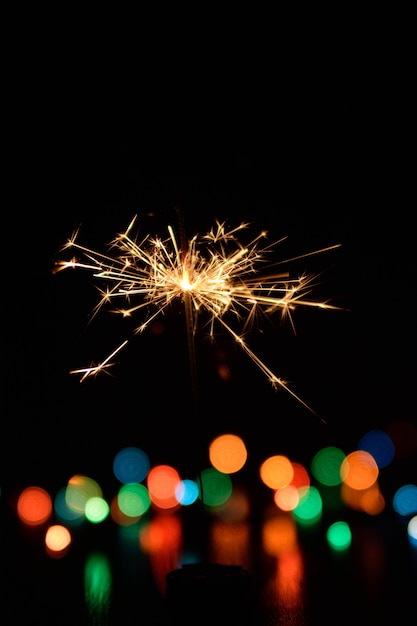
(55, 215, 341, 413)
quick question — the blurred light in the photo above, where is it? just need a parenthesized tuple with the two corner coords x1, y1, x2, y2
(340, 450, 379, 490)
(341, 482, 385, 515)
(407, 515, 417, 547)
(45, 524, 72, 558)
(54, 487, 85, 525)
(392, 484, 417, 516)
(139, 514, 182, 595)
(262, 512, 298, 556)
(289, 462, 310, 490)
(360, 484, 385, 515)
(326, 521, 352, 551)
(110, 494, 141, 526)
(274, 485, 300, 511)
(175, 479, 199, 506)
(209, 434, 247, 474)
(275, 546, 305, 612)
(147, 465, 181, 510)
(292, 486, 322, 526)
(84, 552, 112, 623)
(113, 446, 150, 484)
(66, 475, 102, 515)
(358, 429, 395, 468)
(118, 483, 151, 517)
(198, 467, 233, 507)
(311, 446, 345, 486)
(85, 496, 110, 523)
(210, 519, 251, 568)
(17, 486, 52, 526)
(260, 455, 294, 490)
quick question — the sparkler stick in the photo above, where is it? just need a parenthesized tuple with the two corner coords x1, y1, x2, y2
(54, 214, 342, 415)
(174, 206, 199, 416)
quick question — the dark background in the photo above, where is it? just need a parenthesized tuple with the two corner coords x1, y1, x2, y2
(6, 117, 415, 484)
(3, 22, 416, 625)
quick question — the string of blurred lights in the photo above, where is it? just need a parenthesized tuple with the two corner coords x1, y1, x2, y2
(12, 420, 417, 557)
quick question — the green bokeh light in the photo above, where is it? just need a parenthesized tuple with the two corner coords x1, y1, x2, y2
(198, 468, 233, 507)
(292, 486, 322, 525)
(326, 521, 352, 550)
(85, 497, 110, 523)
(118, 483, 151, 517)
(311, 446, 345, 486)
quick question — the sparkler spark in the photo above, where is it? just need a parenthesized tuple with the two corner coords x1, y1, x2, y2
(55, 215, 341, 413)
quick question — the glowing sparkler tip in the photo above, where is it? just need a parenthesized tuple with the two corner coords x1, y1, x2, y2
(56, 215, 341, 414)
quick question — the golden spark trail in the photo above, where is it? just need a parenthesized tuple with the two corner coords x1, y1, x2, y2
(55, 215, 342, 413)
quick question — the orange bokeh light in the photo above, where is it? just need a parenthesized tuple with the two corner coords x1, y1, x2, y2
(147, 465, 181, 510)
(209, 434, 247, 474)
(17, 486, 53, 526)
(45, 524, 72, 558)
(340, 450, 379, 490)
(260, 455, 294, 490)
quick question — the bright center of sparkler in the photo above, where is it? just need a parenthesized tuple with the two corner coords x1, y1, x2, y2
(181, 268, 192, 291)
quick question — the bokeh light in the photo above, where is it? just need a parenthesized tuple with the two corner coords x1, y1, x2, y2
(262, 512, 298, 556)
(407, 515, 417, 547)
(292, 486, 322, 525)
(113, 446, 150, 484)
(198, 467, 233, 507)
(209, 434, 247, 474)
(45, 524, 72, 558)
(260, 455, 294, 490)
(139, 514, 183, 596)
(341, 482, 385, 515)
(340, 450, 379, 490)
(147, 464, 181, 510)
(392, 484, 417, 516)
(311, 446, 345, 486)
(118, 483, 151, 517)
(358, 429, 395, 468)
(54, 486, 85, 525)
(175, 479, 199, 506)
(289, 462, 310, 490)
(17, 486, 52, 526)
(110, 493, 141, 526)
(85, 496, 110, 523)
(274, 485, 300, 511)
(326, 521, 352, 551)
(84, 552, 112, 622)
(66, 475, 102, 515)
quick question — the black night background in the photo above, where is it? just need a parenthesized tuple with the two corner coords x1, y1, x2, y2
(3, 27, 416, 626)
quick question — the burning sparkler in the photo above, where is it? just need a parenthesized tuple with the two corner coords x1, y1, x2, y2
(54, 214, 341, 414)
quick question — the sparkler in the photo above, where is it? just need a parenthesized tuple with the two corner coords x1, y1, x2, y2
(54, 214, 341, 414)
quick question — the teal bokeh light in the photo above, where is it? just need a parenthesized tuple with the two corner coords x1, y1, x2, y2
(113, 447, 151, 484)
(393, 484, 417, 516)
